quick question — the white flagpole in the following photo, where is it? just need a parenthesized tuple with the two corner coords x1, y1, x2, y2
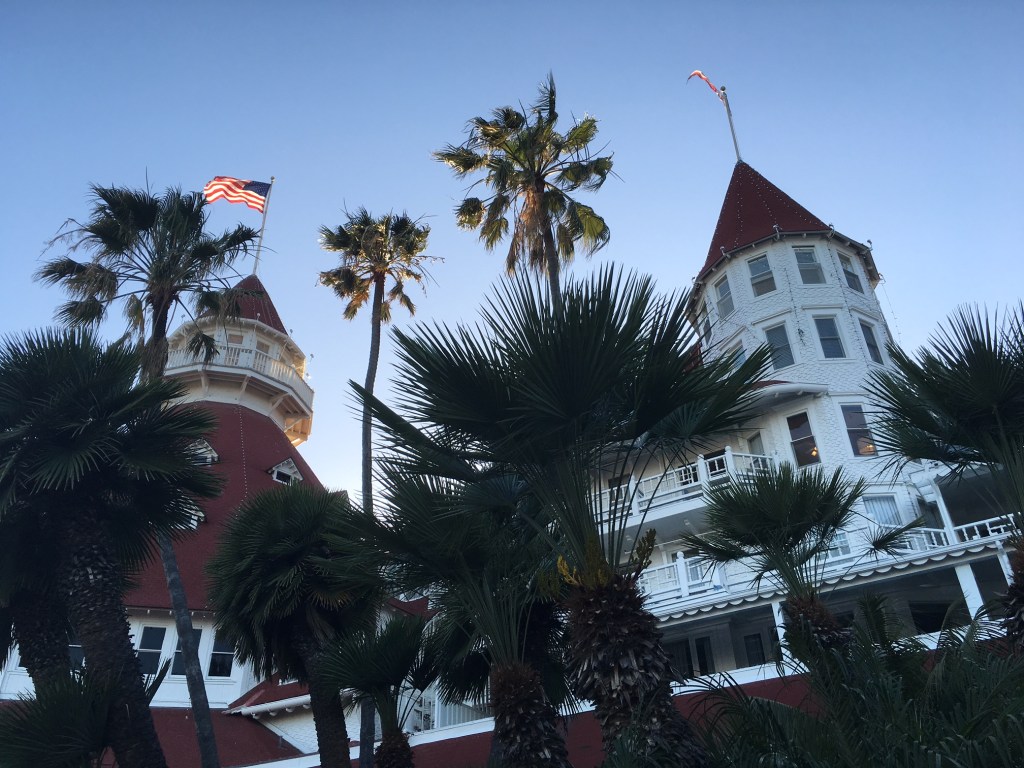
(719, 87, 743, 163)
(253, 176, 275, 275)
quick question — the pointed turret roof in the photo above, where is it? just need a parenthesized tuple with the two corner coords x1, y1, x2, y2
(698, 162, 829, 280)
(233, 274, 288, 335)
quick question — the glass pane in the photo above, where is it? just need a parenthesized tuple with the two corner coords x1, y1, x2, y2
(744, 633, 766, 666)
(842, 405, 868, 429)
(865, 496, 901, 525)
(861, 322, 883, 363)
(815, 318, 845, 358)
(208, 654, 234, 678)
(139, 627, 166, 651)
(172, 629, 202, 676)
(791, 436, 821, 466)
(752, 274, 776, 296)
(748, 256, 770, 277)
(787, 412, 813, 441)
(765, 326, 794, 368)
(747, 432, 764, 455)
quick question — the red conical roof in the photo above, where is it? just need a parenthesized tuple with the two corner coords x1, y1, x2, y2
(232, 274, 288, 335)
(698, 162, 829, 280)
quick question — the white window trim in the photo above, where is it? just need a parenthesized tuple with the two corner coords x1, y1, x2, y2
(838, 253, 864, 293)
(784, 409, 822, 468)
(747, 254, 777, 297)
(793, 246, 826, 285)
(763, 321, 796, 370)
(715, 275, 735, 318)
(838, 402, 878, 458)
(857, 318, 886, 365)
(812, 315, 847, 360)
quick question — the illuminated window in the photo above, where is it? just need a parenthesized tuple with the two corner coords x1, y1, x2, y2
(842, 405, 877, 456)
(748, 255, 776, 296)
(794, 247, 825, 284)
(787, 412, 820, 466)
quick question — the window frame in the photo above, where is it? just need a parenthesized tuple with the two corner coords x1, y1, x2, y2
(208, 631, 235, 678)
(171, 629, 203, 676)
(794, 246, 826, 284)
(839, 253, 864, 293)
(859, 320, 884, 364)
(747, 254, 777, 297)
(786, 411, 821, 467)
(841, 403, 877, 457)
(813, 316, 847, 359)
(864, 495, 902, 526)
(764, 323, 795, 370)
(136, 626, 167, 676)
(714, 275, 735, 318)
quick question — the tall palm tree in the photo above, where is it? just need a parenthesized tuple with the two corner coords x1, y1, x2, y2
(363, 267, 769, 765)
(36, 185, 258, 768)
(868, 305, 1024, 648)
(0, 329, 220, 768)
(435, 74, 613, 309)
(319, 208, 432, 767)
(678, 465, 917, 658)
(207, 484, 379, 768)
(321, 614, 439, 768)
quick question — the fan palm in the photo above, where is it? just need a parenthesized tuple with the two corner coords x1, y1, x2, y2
(0, 328, 220, 768)
(37, 184, 258, 768)
(679, 465, 919, 657)
(868, 305, 1024, 648)
(319, 207, 432, 766)
(699, 597, 1024, 768)
(350, 468, 573, 768)
(321, 614, 439, 768)
(435, 74, 613, 309)
(207, 484, 379, 768)
(362, 267, 769, 765)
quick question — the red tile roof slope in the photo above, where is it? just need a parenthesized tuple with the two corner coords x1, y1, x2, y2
(228, 678, 309, 710)
(125, 402, 323, 611)
(232, 274, 288, 335)
(151, 707, 300, 767)
(699, 162, 828, 280)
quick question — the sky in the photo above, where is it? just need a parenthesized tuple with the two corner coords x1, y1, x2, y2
(2, 1, 1021, 496)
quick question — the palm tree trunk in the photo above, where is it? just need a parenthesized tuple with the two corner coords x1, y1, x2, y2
(1003, 540, 1024, 652)
(489, 661, 570, 768)
(565, 574, 706, 767)
(374, 729, 413, 768)
(143, 318, 221, 768)
(8, 588, 72, 691)
(359, 273, 387, 768)
(157, 531, 221, 768)
(56, 510, 168, 768)
(781, 594, 851, 658)
(300, 642, 352, 768)
(542, 226, 562, 311)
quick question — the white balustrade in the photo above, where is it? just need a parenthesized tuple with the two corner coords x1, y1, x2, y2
(166, 343, 313, 403)
(955, 516, 1015, 542)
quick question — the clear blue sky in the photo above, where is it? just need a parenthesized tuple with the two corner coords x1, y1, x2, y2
(2, 1, 1021, 495)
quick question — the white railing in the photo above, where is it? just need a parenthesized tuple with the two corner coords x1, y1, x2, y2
(412, 689, 490, 731)
(166, 344, 313, 404)
(597, 448, 777, 521)
(955, 516, 1015, 542)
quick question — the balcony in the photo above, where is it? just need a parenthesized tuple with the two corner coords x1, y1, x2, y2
(166, 343, 314, 412)
(637, 514, 1014, 619)
(597, 448, 776, 533)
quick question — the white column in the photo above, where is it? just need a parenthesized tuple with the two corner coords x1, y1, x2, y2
(771, 600, 792, 665)
(996, 542, 1014, 583)
(954, 563, 985, 618)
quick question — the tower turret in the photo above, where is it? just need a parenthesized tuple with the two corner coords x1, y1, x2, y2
(164, 274, 314, 445)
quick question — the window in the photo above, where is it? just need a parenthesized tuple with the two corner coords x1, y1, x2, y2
(814, 317, 846, 358)
(227, 333, 245, 345)
(794, 247, 825, 284)
(826, 531, 852, 560)
(255, 340, 271, 354)
(765, 324, 794, 369)
(172, 629, 202, 676)
(729, 344, 746, 366)
(69, 633, 85, 669)
(744, 633, 766, 666)
(842, 405, 877, 456)
(694, 636, 716, 676)
(787, 412, 821, 466)
(208, 632, 235, 678)
(269, 458, 303, 485)
(137, 626, 166, 675)
(748, 255, 776, 296)
(696, 303, 711, 343)
(715, 276, 735, 318)
(864, 495, 901, 526)
(839, 254, 863, 292)
(860, 321, 884, 364)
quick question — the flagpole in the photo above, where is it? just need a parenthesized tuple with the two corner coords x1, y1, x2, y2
(719, 87, 743, 163)
(252, 176, 275, 275)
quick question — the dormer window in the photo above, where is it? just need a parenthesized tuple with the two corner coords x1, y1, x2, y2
(270, 458, 303, 485)
(190, 440, 219, 466)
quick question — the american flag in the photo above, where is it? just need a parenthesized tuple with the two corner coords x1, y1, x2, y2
(202, 177, 271, 213)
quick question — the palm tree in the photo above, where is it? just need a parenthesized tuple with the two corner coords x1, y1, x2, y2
(321, 614, 439, 768)
(319, 208, 432, 767)
(350, 470, 572, 768)
(679, 465, 917, 658)
(207, 484, 379, 768)
(868, 305, 1024, 648)
(36, 184, 258, 768)
(435, 74, 613, 309)
(0, 328, 220, 768)
(699, 597, 1024, 768)
(362, 267, 769, 765)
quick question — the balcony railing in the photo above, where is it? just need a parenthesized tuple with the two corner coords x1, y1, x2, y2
(598, 448, 776, 522)
(166, 344, 313, 405)
(955, 516, 1015, 542)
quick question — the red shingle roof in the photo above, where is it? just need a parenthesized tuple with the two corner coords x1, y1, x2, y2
(125, 402, 322, 611)
(699, 162, 829, 280)
(150, 707, 300, 767)
(232, 274, 288, 335)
